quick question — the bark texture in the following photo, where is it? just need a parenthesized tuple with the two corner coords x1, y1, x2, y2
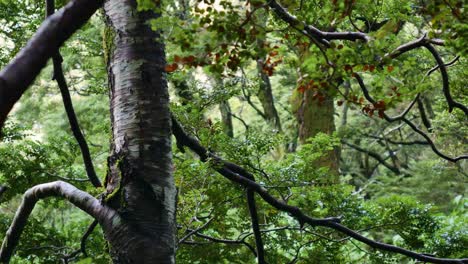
(103, 1, 176, 263)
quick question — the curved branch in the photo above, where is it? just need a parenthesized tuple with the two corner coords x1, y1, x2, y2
(423, 44, 467, 115)
(0, 0, 103, 130)
(416, 97, 432, 132)
(46, 0, 102, 187)
(427, 55, 460, 76)
(0, 181, 115, 262)
(171, 116, 467, 264)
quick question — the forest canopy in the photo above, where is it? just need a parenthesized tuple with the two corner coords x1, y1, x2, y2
(0, 0, 466, 263)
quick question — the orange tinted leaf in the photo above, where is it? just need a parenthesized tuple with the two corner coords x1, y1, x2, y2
(387, 65, 394, 73)
(165, 63, 178, 73)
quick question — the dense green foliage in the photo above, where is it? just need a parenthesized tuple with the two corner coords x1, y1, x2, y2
(0, 0, 466, 263)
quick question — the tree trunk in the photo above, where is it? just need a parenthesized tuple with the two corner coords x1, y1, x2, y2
(103, 1, 176, 263)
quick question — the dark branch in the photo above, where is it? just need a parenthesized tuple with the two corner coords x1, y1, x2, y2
(246, 190, 266, 264)
(362, 134, 429, 146)
(46, 0, 102, 187)
(0, 181, 115, 263)
(423, 44, 467, 115)
(0, 186, 7, 200)
(427, 55, 460, 76)
(266, 0, 369, 46)
(416, 97, 432, 132)
(171, 116, 467, 264)
(0, 0, 104, 130)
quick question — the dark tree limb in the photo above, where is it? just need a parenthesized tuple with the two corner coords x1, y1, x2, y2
(246, 190, 266, 264)
(46, 0, 102, 187)
(416, 97, 432, 132)
(171, 116, 467, 264)
(0, 0, 104, 130)
(342, 141, 401, 174)
(0, 181, 115, 263)
(178, 218, 213, 245)
(354, 74, 467, 162)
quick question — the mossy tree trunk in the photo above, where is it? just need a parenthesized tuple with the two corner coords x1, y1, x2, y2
(103, 0, 176, 263)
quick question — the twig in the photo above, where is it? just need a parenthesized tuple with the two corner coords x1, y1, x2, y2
(62, 219, 98, 263)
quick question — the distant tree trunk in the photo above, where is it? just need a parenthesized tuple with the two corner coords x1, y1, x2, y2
(255, 11, 282, 132)
(256, 59, 282, 132)
(103, 0, 176, 263)
(219, 99, 234, 138)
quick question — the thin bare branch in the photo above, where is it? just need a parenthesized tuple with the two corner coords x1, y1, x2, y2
(46, 0, 102, 187)
(427, 55, 460, 76)
(62, 219, 98, 263)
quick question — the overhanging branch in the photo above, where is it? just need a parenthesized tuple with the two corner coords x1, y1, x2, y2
(171, 116, 467, 264)
(0, 0, 104, 130)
